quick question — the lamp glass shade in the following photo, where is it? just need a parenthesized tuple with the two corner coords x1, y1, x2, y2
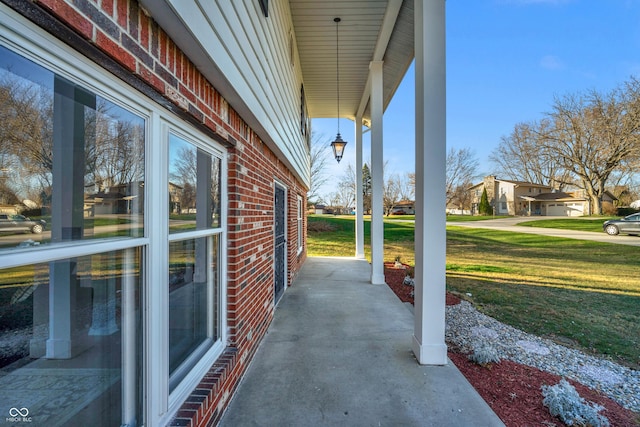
(331, 133, 347, 163)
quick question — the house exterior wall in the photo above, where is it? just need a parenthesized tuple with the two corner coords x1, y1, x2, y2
(0, 1, 307, 426)
(495, 181, 515, 215)
(468, 177, 590, 217)
(514, 186, 544, 215)
(482, 176, 497, 206)
(143, 0, 311, 189)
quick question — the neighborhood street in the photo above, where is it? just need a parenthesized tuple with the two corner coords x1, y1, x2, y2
(448, 216, 640, 247)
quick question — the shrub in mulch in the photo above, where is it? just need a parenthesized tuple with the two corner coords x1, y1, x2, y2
(449, 352, 638, 427)
(383, 262, 461, 306)
(383, 263, 640, 427)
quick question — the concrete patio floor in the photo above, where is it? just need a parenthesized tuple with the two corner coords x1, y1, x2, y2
(219, 256, 504, 426)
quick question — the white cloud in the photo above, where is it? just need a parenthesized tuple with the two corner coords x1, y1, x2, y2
(540, 55, 565, 70)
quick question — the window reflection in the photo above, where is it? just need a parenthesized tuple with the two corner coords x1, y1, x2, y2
(0, 248, 142, 425)
(169, 134, 221, 232)
(0, 45, 145, 250)
(168, 236, 218, 390)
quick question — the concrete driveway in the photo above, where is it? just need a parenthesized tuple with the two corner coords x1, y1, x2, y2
(447, 216, 640, 247)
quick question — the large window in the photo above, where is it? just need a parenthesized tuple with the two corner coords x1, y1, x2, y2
(0, 45, 145, 251)
(168, 132, 223, 393)
(0, 249, 143, 425)
(0, 43, 145, 425)
(1, 7, 227, 425)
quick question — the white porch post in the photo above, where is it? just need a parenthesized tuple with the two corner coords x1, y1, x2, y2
(355, 115, 365, 259)
(370, 60, 385, 284)
(412, 0, 448, 365)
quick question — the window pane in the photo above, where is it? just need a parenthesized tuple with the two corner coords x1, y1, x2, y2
(169, 236, 218, 389)
(169, 134, 220, 233)
(0, 248, 142, 425)
(211, 156, 221, 228)
(0, 45, 145, 251)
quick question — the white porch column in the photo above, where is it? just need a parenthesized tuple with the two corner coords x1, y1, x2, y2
(355, 116, 365, 259)
(412, 0, 448, 365)
(370, 60, 385, 284)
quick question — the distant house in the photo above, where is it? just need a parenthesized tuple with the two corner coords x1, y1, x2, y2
(468, 176, 617, 217)
(392, 200, 415, 215)
(311, 204, 328, 215)
(0, 205, 19, 215)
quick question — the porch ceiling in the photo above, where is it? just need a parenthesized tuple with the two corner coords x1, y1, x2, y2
(291, 0, 414, 124)
(139, 0, 414, 132)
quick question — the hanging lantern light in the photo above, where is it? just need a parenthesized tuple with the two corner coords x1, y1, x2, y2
(330, 17, 348, 163)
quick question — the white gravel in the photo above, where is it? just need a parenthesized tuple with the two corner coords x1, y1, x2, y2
(446, 300, 640, 413)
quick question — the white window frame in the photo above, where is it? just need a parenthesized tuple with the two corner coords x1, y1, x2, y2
(163, 122, 227, 421)
(296, 195, 303, 255)
(0, 6, 228, 426)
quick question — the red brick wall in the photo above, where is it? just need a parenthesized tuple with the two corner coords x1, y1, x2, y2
(9, 1, 308, 425)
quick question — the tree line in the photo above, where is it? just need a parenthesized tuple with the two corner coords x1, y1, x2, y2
(309, 133, 473, 215)
(311, 74, 640, 217)
(0, 74, 145, 209)
(491, 76, 640, 215)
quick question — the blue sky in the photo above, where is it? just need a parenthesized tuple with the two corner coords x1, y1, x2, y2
(312, 0, 640, 198)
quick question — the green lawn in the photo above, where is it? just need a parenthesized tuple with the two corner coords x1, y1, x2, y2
(307, 215, 640, 368)
(446, 215, 510, 222)
(517, 217, 616, 232)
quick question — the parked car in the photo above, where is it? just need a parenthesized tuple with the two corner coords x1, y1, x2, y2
(0, 214, 46, 234)
(603, 213, 640, 236)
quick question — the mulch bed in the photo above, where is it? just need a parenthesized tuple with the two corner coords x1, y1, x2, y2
(384, 263, 460, 306)
(383, 263, 640, 427)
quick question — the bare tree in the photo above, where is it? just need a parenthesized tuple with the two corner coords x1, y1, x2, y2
(446, 147, 479, 207)
(544, 79, 640, 214)
(398, 172, 415, 202)
(383, 173, 402, 216)
(0, 76, 54, 204)
(308, 132, 331, 203)
(406, 172, 415, 199)
(449, 184, 473, 213)
(608, 162, 640, 206)
(490, 121, 570, 188)
(332, 165, 356, 214)
(89, 100, 145, 191)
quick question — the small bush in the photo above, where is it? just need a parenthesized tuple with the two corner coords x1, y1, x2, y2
(601, 201, 617, 216)
(478, 188, 493, 216)
(541, 379, 609, 427)
(616, 207, 639, 217)
(468, 341, 501, 366)
(405, 265, 414, 278)
(20, 207, 46, 218)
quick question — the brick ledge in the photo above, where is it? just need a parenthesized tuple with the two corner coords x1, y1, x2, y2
(169, 347, 238, 427)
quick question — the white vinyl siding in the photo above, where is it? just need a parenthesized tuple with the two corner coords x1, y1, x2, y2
(146, 0, 310, 187)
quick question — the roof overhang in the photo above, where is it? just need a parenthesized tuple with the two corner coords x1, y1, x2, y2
(291, 0, 414, 124)
(140, 0, 413, 130)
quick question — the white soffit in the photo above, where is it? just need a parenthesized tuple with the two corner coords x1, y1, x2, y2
(290, 0, 414, 122)
(139, 0, 414, 130)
